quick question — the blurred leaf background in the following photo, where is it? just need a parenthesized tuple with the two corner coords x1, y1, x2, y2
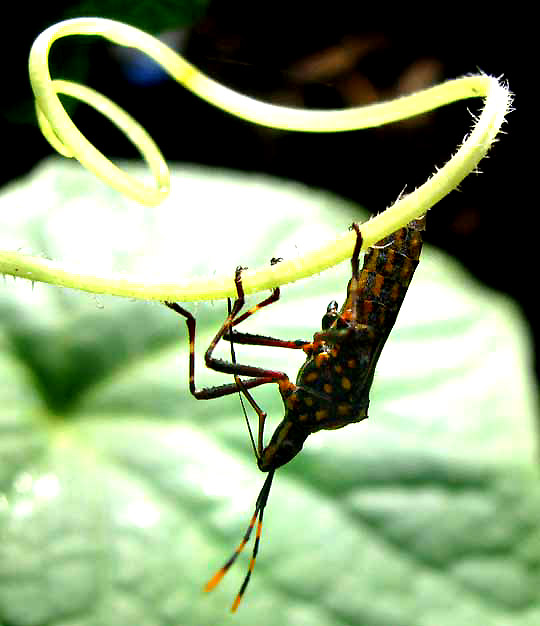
(1, 160, 539, 625)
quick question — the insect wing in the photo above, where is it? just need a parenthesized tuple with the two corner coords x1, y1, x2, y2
(356, 216, 425, 340)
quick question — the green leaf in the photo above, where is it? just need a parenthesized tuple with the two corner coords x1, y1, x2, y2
(1, 159, 539, 626)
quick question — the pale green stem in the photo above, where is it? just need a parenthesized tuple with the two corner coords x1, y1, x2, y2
(0, 18, 512, 301)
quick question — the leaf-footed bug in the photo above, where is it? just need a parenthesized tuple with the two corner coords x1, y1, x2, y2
(165, 215, 425, 611)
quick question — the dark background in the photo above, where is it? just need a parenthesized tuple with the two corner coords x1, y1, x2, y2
(2, 4, 535, 382)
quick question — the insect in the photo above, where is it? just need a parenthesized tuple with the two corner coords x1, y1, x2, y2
(165, 214, 425, 611)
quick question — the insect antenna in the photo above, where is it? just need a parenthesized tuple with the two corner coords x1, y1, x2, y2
(204, 469, 276, 612)
(227, 297, 258, 460)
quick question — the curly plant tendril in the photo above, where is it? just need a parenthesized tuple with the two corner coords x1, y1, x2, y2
(0, 18, 512, 301)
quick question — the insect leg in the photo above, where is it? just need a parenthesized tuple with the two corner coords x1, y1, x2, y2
(224, 257, 310, 350)
(350, 222, 363, 280)
(307, 223, 367, 347)
(222, 264, 303, 456)
(164, 300, 271, 400)
(227, 257, 283, 329)
(349, 222, 363, 325)
(202, 266, 296, 382)
(165, 264, 299, 454)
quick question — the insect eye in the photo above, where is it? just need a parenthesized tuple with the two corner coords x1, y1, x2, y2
(326, 300, 339, 314)
(322, 300, 339, 330)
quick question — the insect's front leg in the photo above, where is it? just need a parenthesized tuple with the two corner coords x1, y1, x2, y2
(203, 266, 294, 382)
(224, 258, 310, 350)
